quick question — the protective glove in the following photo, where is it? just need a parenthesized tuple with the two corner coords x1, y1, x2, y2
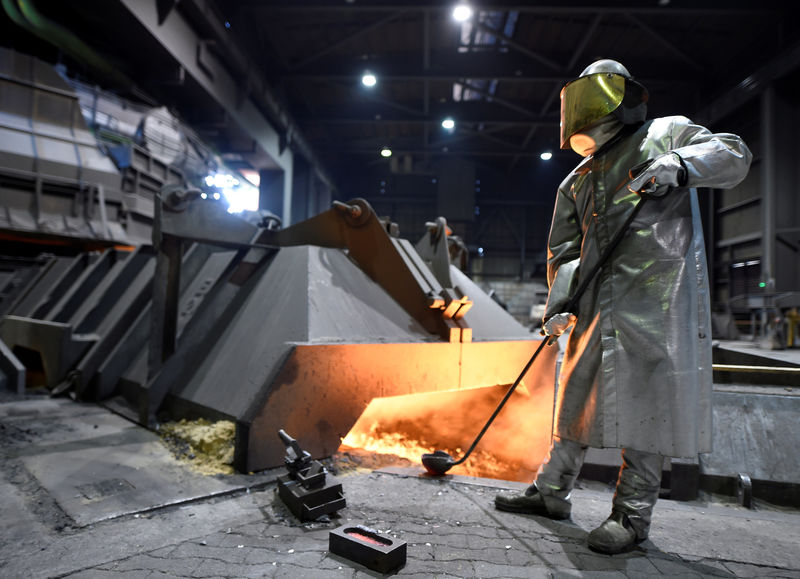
(627, 152, 687, 198)
(542, 312, 576, 337)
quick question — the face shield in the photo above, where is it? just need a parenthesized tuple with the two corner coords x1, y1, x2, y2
(559, 73, 626, 149)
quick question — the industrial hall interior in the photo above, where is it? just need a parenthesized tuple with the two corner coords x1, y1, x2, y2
(1, 0, 800, 577)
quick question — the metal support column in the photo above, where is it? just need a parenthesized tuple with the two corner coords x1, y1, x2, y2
(148, 235, 181, 380)
(761, 85, 776, 292)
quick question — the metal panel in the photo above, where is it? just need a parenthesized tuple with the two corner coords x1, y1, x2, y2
(0, 48, 128, 243)
(73, 248, 157, 398)
(0, 316, 95, 388)
(46, 250, 128, 323)
(3, 254, 77, 319)
(0, 338, 25, 393)
(238, 338, 554, 473)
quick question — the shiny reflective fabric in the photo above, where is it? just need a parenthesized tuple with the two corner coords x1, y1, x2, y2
(612, 448, 663, 538)
(534, 438, 587, 513)
(560, 73, 626, 149)
(546, 115, 752, 458)
(535, 440, 663, 537)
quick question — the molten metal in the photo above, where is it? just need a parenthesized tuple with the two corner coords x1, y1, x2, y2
(338, 379, 555, 482)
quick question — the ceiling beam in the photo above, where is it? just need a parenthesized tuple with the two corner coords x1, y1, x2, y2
(507, 12, 601, 171)
(623, 13, 703, 73)
(295, 114, 558, 126)
(239, 2, 773, 17)
(427, 124, 517, 148)
(318, 80, 427, 117)
(292, 10, 409, 69)
(319, 147, 557, 158)
(277, 50, 699, 84)
(471, 20, 563, 72)
(694, 38, 800, 126)
(458, 81, 540, 117)
(451, 126, 529, 150)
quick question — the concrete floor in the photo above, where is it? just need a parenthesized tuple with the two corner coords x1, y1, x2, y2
(2, 389, 800, 578)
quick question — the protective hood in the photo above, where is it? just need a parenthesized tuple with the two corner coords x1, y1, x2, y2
(568, 114, 624, 157)
(560, 72, 648, 149)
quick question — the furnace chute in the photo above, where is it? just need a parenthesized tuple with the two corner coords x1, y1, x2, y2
(1, 193, 557, 474)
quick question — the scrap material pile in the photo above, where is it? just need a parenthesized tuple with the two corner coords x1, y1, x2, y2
(158, 418, 236, 475)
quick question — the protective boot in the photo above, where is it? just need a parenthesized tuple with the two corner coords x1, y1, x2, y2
(494, 483, 571, 519)
(587, 448, 663, 554)
(587, 510, 641, 554)
(494, 438, 587, 520)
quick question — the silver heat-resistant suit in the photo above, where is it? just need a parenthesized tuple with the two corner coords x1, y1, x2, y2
(538, 115, 752, 542)
(498, 59, 753, 553)
(546, 115, 752, 457)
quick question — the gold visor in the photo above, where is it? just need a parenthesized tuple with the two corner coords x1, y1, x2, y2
(560, 73, 626, 149)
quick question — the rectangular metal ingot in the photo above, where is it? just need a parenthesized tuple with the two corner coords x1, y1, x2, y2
(276, 474, 345, 521)
(329, 524, 407, 574)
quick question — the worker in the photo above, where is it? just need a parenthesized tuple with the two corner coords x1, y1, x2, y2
(495, 59, 752, 554)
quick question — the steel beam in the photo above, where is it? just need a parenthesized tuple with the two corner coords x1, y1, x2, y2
(242, 2, 771, 16)
(761, 85, 776, 292)
(119, 0, 312, 224)
(695, 39, 800, 125)
(292, 10, 408, 69)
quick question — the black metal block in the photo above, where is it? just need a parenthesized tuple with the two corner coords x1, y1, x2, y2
(329, 524, 407, 574)
(276, 474, 345, 521)
(669, 459, 700, 502)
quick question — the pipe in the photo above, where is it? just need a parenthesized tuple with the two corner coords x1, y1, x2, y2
(712, 364, 800, 376)
(4, 0, 130, 88)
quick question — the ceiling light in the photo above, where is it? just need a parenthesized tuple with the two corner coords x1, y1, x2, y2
(361, 72, 377, 87)
(441, 118, 455, 130)
(540, 151, 553, 161)
(452, 4, 473, 22)
(380, 146, 392, 158)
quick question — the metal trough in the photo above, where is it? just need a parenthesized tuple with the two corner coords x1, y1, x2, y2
(1, 192, 556, 473)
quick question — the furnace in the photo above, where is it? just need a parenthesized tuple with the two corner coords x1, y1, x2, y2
(1, 192, 557, 477)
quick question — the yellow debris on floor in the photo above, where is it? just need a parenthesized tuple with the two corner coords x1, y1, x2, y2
(158, 418, 236, 475)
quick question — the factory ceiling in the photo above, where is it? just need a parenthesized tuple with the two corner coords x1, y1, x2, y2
(2, 0, 799, 195)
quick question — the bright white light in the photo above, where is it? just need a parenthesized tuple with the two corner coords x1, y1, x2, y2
(362, 73, 377, 87)
(452, 4, 473, 22)
(204, 170, 259, 213)
(540, 151, 553, 161)
(206, 172, 240, 189)
(441, 118, 455, 130)
(222, 182, 259, 213)
(380, 147, 392, 158)
(200, 192, 208, 199)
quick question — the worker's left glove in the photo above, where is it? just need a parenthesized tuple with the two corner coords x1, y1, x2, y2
(542, 312, 576, 337)
(628, 153, 687, 198)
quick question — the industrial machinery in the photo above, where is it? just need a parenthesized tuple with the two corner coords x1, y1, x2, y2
(276, 429, 346, 521)
(1, 189, 557, 475)
(0, 46, 556, 476)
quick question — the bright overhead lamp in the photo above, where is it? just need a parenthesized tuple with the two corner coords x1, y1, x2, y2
(361, 72, 377, 87)
(452, 4, 473, 22)
(380, 146, 392, 158)
(540, 151, 553, 161)
(441, 118, 455, 130)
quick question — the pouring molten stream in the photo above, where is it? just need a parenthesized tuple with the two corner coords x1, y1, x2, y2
(338, 381, 554, 482)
